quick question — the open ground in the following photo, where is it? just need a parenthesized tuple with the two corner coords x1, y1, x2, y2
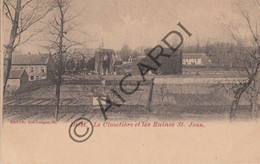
(3, 68, 253, 122)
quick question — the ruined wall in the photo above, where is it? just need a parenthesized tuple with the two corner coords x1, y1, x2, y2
(94, 49, 115, 75)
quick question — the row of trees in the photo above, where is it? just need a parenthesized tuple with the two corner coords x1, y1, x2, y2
(184, 42, 252, 68)
(122, 41, 253, 69)
(118, 44, 144, 61)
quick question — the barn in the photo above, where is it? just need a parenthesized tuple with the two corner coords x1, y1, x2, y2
(6, 69, 29, 91)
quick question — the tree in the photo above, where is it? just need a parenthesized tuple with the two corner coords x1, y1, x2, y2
(195, 39, 201, 53)
(205, 42, 241, 67)
(228, 0, 260, 120)
(120, 44, 132, 61)
(85, 57, 95, 71)
(65, 59, 75, 74)
(3, 0, 52, 95)
(44, 0, 85, 121)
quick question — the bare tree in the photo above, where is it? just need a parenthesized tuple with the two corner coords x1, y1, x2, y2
(3, 0, 52, 95)
(229, 0, 260, 120)
(44, 0, 86, 121)
(159, 84, 170, 105)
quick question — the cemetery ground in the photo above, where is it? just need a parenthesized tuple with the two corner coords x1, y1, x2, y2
(3, 68, 253, 123)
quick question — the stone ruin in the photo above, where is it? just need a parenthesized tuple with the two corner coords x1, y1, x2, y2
(94, 49, 115, 75)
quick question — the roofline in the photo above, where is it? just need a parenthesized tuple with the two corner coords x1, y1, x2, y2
(183, 53, 206, 54)
(20, 69, 28, 78)
(19, 69, 24, 78)
(46, 55, 50, 64)
(8, 77, 21, 79)
(12, 54, 50, 65)
(12, 64, 48, 65)
(183, 57, 204, 58)
(8, 69, 27, 79)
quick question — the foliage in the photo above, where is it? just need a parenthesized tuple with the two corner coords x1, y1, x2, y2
(119, 44, 132, 61)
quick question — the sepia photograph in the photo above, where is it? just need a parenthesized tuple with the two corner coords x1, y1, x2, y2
(1, 0, 260, 163)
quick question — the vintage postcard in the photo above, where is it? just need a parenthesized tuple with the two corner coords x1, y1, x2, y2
(1, 0, 260, 163)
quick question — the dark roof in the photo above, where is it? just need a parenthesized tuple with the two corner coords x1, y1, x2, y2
(182, 53, 207, 59)
(12, 54, 50, 65)
(9, 70, 27, 79)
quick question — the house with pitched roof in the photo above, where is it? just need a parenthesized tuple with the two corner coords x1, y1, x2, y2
(72, 48, 96, 62)
(11, 54, 55, 81)
(6, 69, 29, 90)
(182, 53, 211, 66)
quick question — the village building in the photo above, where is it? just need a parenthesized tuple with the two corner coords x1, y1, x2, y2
(61, 48, 97, 73)
(71, 48, 96, 64)
(182, 53, 211, 66)
(11, 54, 56, 81)
(131, 48, 182, 75)
(6, 69, 29, 91)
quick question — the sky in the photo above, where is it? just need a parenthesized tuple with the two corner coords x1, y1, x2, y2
(3, 0, 257, 54)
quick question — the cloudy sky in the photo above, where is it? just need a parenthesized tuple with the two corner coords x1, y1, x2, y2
(4, 0, 257, 53)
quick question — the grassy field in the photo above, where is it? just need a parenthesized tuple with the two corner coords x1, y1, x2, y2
(3, 85, 253, 122)
(3, 103, 253, 122)
(3, 71, 254, 122)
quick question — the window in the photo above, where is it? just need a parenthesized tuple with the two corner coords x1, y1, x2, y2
(20, 67, 24, 69)
(30, 76, 34, 80)
(36, 76, 40, 80)
(30, 67, 34, 73)
(41, 67, 45, 73)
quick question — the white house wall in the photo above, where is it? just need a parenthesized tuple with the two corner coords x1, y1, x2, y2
(12, 65, 47, 81)
(6, 79, 20, 90)
(182, 58, 203, 65)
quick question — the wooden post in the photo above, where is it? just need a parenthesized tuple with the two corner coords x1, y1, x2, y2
(253, 70, 260, 120)
(146, 77, 155, 111)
